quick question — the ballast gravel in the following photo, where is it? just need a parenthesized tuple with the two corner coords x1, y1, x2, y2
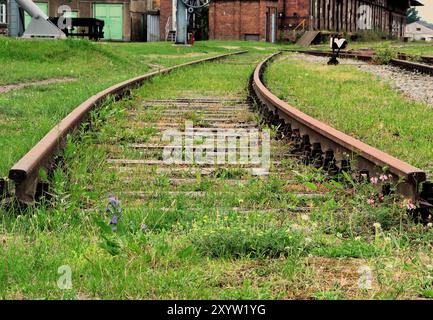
(288, 53, 433, 107)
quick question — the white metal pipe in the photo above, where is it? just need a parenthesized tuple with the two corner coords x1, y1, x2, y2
(15, 0, 48, 20)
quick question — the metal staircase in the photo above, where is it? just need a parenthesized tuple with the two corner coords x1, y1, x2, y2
(165, 16, 176, 42)
(166, 30, 176, 42)
(296, 30, 320, 46)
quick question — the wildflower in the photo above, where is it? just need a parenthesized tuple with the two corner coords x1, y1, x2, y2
(379, 174, 388, 182)
(406, 200, 416, 211)
(367, 198, 375, 205)
(105, 196, 123, 232)
(108, 196, 120, 208)
(110, 215, 118, 225)
(355, 236, 361, 241)
(370, 177, 379, 185)
(378, 193, 384, 202)
(141, 223, 148, 232)
(427, 223, 433, 228)
(373, 222, 381, 229)
(290, 224, 301, 231)
(301, 214, 310, 221)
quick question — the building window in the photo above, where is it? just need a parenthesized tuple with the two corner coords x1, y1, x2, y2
(0, 4, 6, 24)
(416, 27, 421, 31)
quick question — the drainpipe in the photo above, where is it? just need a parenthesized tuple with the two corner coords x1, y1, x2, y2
(309, 0, 313, 30)
(282, 0, 286, 29)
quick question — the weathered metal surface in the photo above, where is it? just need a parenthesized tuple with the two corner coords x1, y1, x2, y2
(8, 51, 246, 204)
(293, 49, 373, 61)
(390, 58, 433, 76)
(251, 52, 428, 202)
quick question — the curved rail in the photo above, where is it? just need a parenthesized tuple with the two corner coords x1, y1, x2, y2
(8, 51, 247, 203)
(251, 52, 431, 204)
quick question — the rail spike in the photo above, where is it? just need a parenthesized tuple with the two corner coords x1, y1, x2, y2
(251, 51, 431, 210)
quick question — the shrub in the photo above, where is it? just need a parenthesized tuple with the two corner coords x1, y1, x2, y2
(189, 213, 308, 259)
(373, 47, 397, 64)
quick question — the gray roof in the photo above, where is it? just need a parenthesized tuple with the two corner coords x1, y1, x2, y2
(417, 20, 433, 30)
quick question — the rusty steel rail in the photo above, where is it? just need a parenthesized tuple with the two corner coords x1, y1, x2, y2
(8, 51, 247, 204)
(397, 53, 433, 66)
(389, 58, 433, 76)
(251, 52, 430, 204)
(294, 49, 374, 62)
(297, 50, 433, 76)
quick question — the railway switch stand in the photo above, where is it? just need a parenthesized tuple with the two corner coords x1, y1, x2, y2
(328, 35, 348, 65)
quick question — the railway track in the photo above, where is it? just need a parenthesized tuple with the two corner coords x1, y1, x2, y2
(251, 52, 433, 212)
(2, 51, 432, 215)
(98, 96, 328, 212)
(297, 50, 433, 76)
(2, 52, 246, 204)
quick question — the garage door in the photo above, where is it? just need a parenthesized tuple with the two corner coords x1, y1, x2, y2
(94, 4, 123, 40)
(25, 2, 48, 29)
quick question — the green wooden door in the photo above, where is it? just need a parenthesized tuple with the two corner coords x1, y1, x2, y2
(94, 4, 123, 40)
(63, 11, 78, 18)
(25, 2, 49, 29)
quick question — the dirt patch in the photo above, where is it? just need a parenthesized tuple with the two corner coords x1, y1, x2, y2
(0, 77, 75, 94)
(303, 256, 378, 298)
(221, 46, 241, 50)
(144, 53, 207, 59)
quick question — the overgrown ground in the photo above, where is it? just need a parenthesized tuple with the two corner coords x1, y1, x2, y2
(264, 53, 433, 173)
(0, 38, 282, 176)
(310, 39, 433, 56)
(0, 50, 432, 299)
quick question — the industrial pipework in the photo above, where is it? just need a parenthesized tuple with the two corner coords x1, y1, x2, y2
(15, 0, 66, 39)
(176, 0, 210, 45)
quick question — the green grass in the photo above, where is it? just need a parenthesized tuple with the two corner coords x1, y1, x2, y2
(310, 40, 433, 56)
(264, 53, 433, 170)
(1, 51, 432, 299)
(0, 38, 286, 177)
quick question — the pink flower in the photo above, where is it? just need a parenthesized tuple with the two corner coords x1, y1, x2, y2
(378, 193, 384, 202)
(379, 174, 388, 182)
(370, 177, 379, 185)
(406, 200, 416, 211)
(367, 198, 375, 205)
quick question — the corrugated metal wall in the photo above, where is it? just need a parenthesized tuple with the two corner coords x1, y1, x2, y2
(147, 14, 159, 41)
(7, 0, 23, 37)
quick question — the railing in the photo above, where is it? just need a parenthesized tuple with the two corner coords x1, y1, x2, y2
(165, 16, 172, 41)
(293, 19, 306, 33)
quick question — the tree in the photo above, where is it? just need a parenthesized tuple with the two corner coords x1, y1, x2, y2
(407, 7, 421, 24)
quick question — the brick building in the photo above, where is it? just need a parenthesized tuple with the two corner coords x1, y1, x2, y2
(209, 0, 279, 41)
(160, 0, 420, 42)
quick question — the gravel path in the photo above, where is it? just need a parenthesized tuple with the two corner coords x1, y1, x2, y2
(287, 53, 433, 107)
